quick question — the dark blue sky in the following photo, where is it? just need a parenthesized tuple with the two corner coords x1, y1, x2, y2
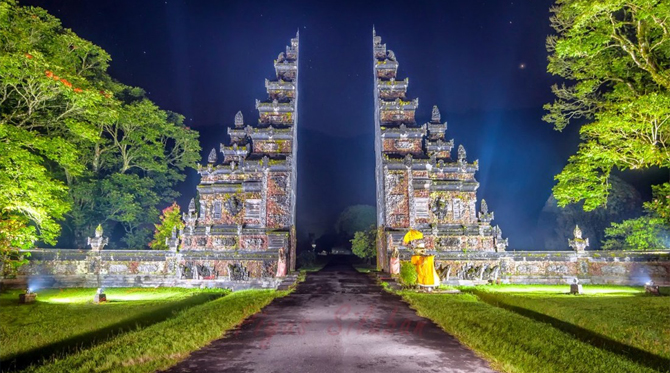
(27, 0, 595, 249)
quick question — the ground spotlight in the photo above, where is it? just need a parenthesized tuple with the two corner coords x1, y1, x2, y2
(570, 278, 583, 295)
(94, 287, 107, 303)
(19, 287, 36, 304)
(644, 281, 660, 296)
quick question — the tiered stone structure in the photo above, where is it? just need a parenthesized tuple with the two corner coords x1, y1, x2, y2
(372, 29, 508, 271)
(179, 33, 299, 277)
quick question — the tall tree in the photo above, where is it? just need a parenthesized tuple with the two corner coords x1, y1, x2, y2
(0, 0, 200, 250)
(545, 0, 670, 211)
(334, 205, 376, 238)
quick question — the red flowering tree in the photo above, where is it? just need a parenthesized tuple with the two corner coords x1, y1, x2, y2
(0, 213, 32, 277)
(148, 202, 184, 250)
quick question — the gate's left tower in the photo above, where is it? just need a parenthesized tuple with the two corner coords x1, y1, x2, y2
(181, 33, 299, 279)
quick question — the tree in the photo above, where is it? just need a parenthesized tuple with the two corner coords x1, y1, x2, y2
(602, 183, 670, 250)
(0, 0, 107, 246)
(0, 0, 200, 249)
(350, 226, 376, 263)
(334, 205, 376, 238)
(544, 0, 670, 211)
(149, 202, 184, 250)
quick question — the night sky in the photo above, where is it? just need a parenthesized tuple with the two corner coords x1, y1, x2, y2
(25, 0, 605, 249)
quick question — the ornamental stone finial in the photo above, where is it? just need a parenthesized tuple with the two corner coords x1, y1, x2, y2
(166, 226, 180, 252)
(478, 199, 494, 223)
(458, 144, 466, 162)
(208, 148, 217, 164)
(569, 224, 589, 252)
(387, 50, 396, 61)
(188, 198, 196, 213)
(234, 111, 244, 127)
(87, 224, 109, 251)
(431, 105, 441, 123)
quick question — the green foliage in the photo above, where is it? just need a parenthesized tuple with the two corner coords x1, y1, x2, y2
(297, 249, 316, 268)
(602, 216, 669, 251)
(0, 0, 200, 248)
(645, 182, 670, 224)
(602, 181, 670, 250)
(399, 261, 417, 287)
(545, 0, 670, 211)
(0, 213, 31, 277)
(148, 202, 184, 250)
(334, 205, 376, 238)
(350, 226, 376, 261)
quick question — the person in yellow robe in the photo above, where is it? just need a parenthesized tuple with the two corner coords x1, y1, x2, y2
(411, 244, 440, 290)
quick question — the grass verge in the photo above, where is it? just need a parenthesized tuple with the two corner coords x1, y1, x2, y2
(469, 287, 670, 363)
(22, 289, 284, 373)
(0, 288, 226, 369)
(400, 291, 665, 373)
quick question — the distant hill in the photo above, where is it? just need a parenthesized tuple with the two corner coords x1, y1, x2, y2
(536, 176, 643, 250)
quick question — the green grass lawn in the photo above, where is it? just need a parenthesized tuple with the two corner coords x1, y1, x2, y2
(0, 287, 228, 370)
(400, 285, 670, 373)
(24, 289, 283, 373)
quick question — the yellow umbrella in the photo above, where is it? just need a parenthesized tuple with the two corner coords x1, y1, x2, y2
(403, 229, 423, 244)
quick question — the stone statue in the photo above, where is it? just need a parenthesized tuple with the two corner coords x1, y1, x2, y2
(166, 226, 180, 252)
(87, 224, 109, 251)
(568, 225, 589, 252)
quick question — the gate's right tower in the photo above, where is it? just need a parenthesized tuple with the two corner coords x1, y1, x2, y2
(372, 29, 508, 272)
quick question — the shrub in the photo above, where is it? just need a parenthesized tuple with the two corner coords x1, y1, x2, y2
(297, 250, 316, 268)
(399, 261, 417, 287)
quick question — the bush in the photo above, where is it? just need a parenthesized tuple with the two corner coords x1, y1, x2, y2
(399, 261, 417, 287)
(297, 250, 316, 268)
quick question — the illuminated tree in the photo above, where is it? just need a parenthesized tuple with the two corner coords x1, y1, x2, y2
(545, 0, 670, 211)
(149, 202, 184, 250)
(350, 226, 376, 263)
(0, 0, 200, 249)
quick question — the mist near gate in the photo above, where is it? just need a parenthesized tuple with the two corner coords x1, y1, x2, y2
(24, 0, 660, 249)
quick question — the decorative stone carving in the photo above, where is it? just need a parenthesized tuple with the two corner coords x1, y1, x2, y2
(208, 148, 217, 164)
(478, 199, 494, 223)
(493, 225, 508, 252)
(183, 198, 198, 235)
(569, 225, 589, 252)
(228, 263, 250, 281)
(224, 196, 243, 216)
(403, 153, 413, 168)
(166, 226, 180, 252)
(431, 105, 440, 123)
(458, 144, 466, 162)
(87, 224, 109, 251)
(431, 197, 448, 220)
(234, 111, 244, 127)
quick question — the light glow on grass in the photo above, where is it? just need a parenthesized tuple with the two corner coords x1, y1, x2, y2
(461, 284, 644, 296)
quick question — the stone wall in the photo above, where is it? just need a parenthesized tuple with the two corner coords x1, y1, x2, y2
(3, 249, 669, 289)
(399, 250, 670, 286)
(1, 249, 281, 290)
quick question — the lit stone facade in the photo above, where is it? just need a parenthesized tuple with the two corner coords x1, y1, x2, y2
(372, 29, 508, 271)
(181, 33, 299, 275)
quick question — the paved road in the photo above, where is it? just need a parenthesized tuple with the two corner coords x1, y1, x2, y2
(164, 260, 496, 373)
